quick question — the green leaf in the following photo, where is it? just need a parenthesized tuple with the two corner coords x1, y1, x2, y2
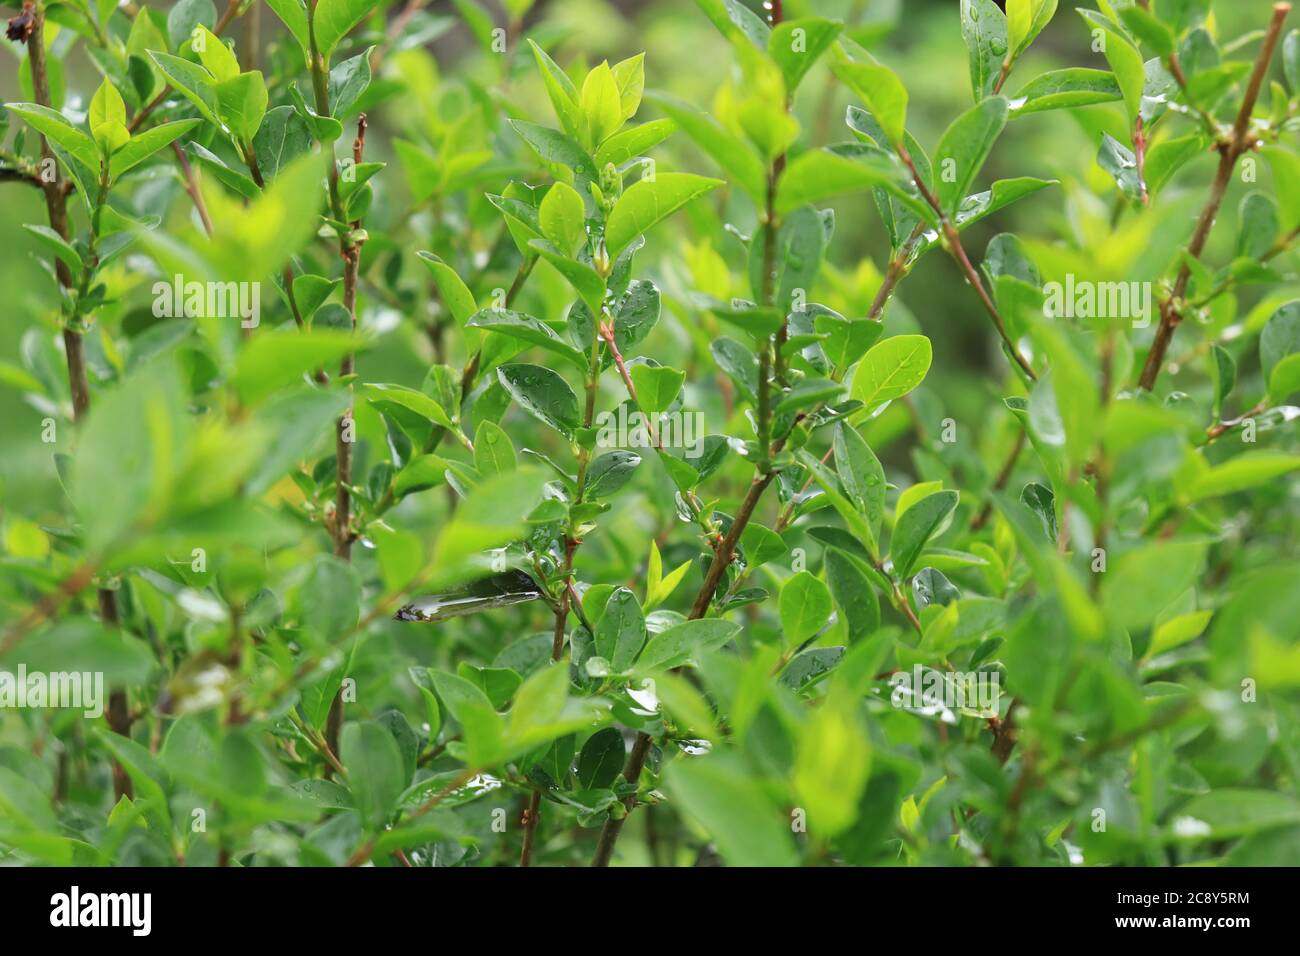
(594, 587, 646, 672)
(891, 490, 959, 579)
(417, 252, 477, 326)
(796, 449, 878, 556)
(110, 119, 200, 179)
(594, 118, 677, 169)
(194, 25, 240, 82)
(329, 47, 373, 118)
(167, 0, 216, 49)
(430, 670, 504, 765)
(1118, 5, 1174, 57)
(1269, 352, 1300, 402)
(528, 240, 606, 316)
(780, 571, 833, 646)
(576, 727, 625, 789)
(4, 617, 154, 686)
(1260, 301, 1300, 382)
(741, 521, 788, 567)
(850, 334, 932, 412)
(586, 450, 641, 499)
(21, 224, 83, 271)
(89, 78, 127, 145)
(776, 147, 909, 217)
(6, 104, 100, 173)
(507, 662, 569, 740)
(1007, 0, 1057, 58)
(233, 331, 359, 405)
(665, 753, 798, 867)
(611, 53, 646, 121)
(1030, 324, 1098, 467)
(431, 469, 548, 586)
(467, 308, 586, 371)
(509, 119, 598, 181)
(830, 53, 908, 146)
(364, 383, 456, 432)
(473, 421, 517, 476)
(638, 620, 741, 671)
(147, 51, 221, 128)
(696, 0, 771, 51)
(1076, 9, 1144, 122)
(340, 721, 406, 829)
(216, 71, 268, 143)
(266, 0, 311, 58)
(1210, 343, 1236, 415)
(792, 699, 871, 836)
(1101, 540, 1205, 631)
(1264, 147, 1300, 232)
(768, 18, 842, 93)
(302, 554, 361, 645)
(933, 95, 1008, 216)
(960, 0, 1009, 100)
(612, 279, 662, 355)
(1175, 790, 1300, 839)
(1009, 68, 1122, 116)
(1146, 133, 1206, 195)
(1185, 453, 1300, 501)
(629, 364, 684, 414)
(496, 363, 580, 438)
(527, 39, 584, 143)
(579, 61, 623, 148)
(1097, 132, 1142, 204)
(605, 172, 724, 258)
(834, 423, 886, 541)
(645, 92, 766, 202)
(538, 180, 587, 256)
(825, 549, 881, 640)
(312, 0, 378, 61)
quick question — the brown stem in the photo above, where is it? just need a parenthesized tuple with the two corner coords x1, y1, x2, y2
(521, 269, 606, 865)
(347, 767, 477, 866)
(1138, 2, 1291, 392)
(897, 147, 1036, 381)
(172, 142, 214, 235)
(333, 116, 367, 560)
(992, 58, 1013, 96)
(1203, 398, 1270, 442)
(590, 732, 652, 867)
(1133, 115, 1150, 207)
(0, 560, 99, 654)
(26, 1, 133, 797)
(591, 26, 793, 856)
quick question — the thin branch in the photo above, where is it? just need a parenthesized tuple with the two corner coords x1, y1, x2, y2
(896, 146, 1037, 382)
(1138, 2, 1291, 391)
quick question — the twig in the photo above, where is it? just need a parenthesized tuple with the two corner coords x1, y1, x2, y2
(1138, 3, 1291, 392)
(22, 0, 133, 799)
(897, 145, 1036, 382)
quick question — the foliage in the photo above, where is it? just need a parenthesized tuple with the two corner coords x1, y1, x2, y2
(0, 0, 1298, 868)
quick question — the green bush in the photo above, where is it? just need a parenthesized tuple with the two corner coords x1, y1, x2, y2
(0, 0, 1298, 867)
